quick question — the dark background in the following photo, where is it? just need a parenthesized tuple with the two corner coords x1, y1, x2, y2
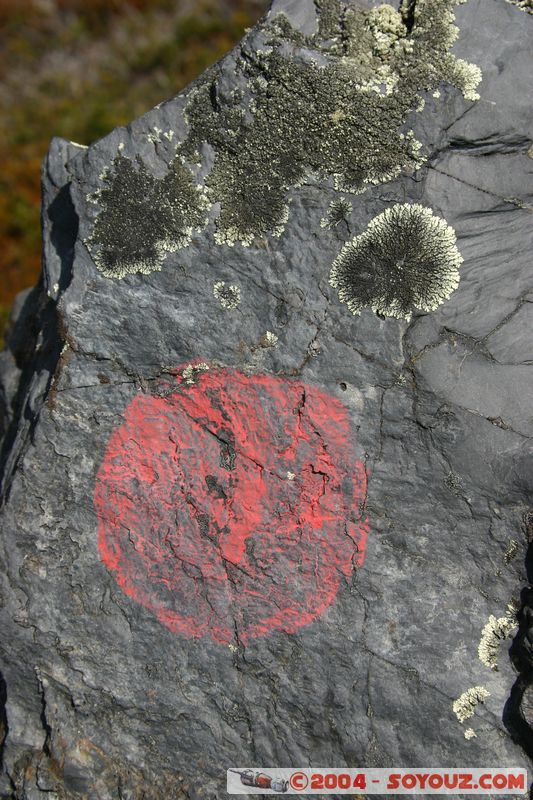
(0, 0, 268, 341)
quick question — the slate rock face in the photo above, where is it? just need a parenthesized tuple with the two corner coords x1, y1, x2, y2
(0, 0, 532, 797)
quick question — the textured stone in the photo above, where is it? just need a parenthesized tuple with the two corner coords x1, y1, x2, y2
(0, 0, 532, 798)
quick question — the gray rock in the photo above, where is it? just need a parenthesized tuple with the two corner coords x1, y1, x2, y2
(1, 0, 532, 797)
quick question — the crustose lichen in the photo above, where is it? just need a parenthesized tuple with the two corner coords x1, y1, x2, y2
(321, 198, 353, 229)
(180, 0, 481, 248)
(452, 686, 490, 723)
(478, 603, 518, 671)
(85, 154, 209, 279)
(85, 0, 482, 271)
(329, 203, 463, 321)
(181, 362, 210, 385)
(213, 281, 241, 309)
(505, 0, 533, 13)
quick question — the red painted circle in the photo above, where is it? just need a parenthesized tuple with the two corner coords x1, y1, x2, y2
(94, 364, 368, 643)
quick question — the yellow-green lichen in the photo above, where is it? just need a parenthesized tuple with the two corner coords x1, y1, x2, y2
(180, 0, 481, 247)
(182, 362, 210, 385)
(478, 603, 518, 670)
(320, 198, 352, 229)
(504, 539, 519, 564)
(84, 0, 482, 268)
(85, 154, 209, 278)
(260, 331, 279, 347)
(329, 203, 463, 321)
(213, 281, 242, 309)
(452, 686, 490, 723)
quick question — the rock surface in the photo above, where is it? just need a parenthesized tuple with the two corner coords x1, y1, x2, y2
(1, 0, 533, 797)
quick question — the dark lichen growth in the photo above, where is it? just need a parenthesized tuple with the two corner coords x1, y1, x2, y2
(329, 203, 463, 321)
(314, 0, 344, 41)
(267, 12, 308, 45)
(213, 280, 241, 308)
(180, 0, 481, 246)
(85, 154, 209, 278)
(182, 51, 423, 245)
(321, 197, 352, 229)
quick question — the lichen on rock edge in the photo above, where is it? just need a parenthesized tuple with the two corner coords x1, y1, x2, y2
(85, 0, 481, 273)
(85, 154, 209, 279)
(181, 0, 481, 246)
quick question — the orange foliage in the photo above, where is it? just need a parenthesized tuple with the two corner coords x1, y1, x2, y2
(0, 0, 267, 338)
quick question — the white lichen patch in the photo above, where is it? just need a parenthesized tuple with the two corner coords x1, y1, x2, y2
(464, 728, 476, 740)
(478, 603, 518, 670)
(504, 539, 519, 564)
(86, 187, 103, 206)
(367, 5, 406, 56)
(147, 128, 175, 144)
(320, 198, 353, 229)
(450, 58, 482, 101)
(260, 331, 279, 348)
(452, 686, 490, 723)
(271, 204, 290, 240)
(214, 225, 254, 248)
(213, 281, 241, 309)
(330, 203, 463, 321)
(505, 0, 533, 13)
(182, 363, 210, 385)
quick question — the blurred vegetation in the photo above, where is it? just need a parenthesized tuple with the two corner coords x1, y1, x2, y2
(0, 0, 268, 343)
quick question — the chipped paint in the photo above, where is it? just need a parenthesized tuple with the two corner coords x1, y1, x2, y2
(94, 365, 369, 643)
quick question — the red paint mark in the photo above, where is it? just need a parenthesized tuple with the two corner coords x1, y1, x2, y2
(94, 364, 368, 643)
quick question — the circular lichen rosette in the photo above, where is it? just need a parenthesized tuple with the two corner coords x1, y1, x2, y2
(329, 203, 463, 321)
